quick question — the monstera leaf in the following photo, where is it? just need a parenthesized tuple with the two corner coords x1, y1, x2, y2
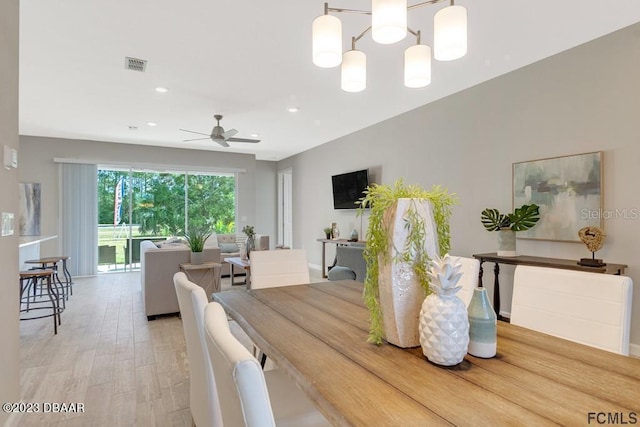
(481, 204, 540, 232)
(481, 208, 511, 231)
(508, 204, 540, 231)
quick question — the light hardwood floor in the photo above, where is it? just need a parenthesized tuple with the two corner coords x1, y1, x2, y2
(16, 272, 246, 427)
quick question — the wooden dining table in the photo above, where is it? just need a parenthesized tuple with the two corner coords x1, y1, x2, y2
(213, 280, 640, 426)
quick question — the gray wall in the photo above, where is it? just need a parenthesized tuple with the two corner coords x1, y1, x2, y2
(278, 23, 640, 350)
(18, 136, 276, 258)
(0, 0, 20, 424)
(255, 161, 278, 247)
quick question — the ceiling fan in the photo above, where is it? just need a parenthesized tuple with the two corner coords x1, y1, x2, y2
(179, 114, 260, 147)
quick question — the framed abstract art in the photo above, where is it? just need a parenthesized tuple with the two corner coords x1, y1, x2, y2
(513, 152, 603, 242)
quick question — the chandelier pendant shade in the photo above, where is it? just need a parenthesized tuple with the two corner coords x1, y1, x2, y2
(312, 14, 343, 68)
(312, 0, 467, 91)
(404, 44, 432, 88)
(342, 49, 367, 92)
(434, 4, 467, 61)
(372, 0, 407, 44)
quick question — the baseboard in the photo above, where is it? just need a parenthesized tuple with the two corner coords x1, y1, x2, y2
(630, 343, 640, 358)
(308, 263, 322, 273)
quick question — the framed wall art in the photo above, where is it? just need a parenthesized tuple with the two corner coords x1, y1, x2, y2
(19, 182, 41, 236)
(513, 151, 603, 242)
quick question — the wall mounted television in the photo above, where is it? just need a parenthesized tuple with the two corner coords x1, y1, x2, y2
(331, 169, 369, 210)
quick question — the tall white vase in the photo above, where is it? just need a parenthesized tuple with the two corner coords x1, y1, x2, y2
(378, 198, 439, 348)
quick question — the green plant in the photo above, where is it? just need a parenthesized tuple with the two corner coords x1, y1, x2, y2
(184, 227, 212, 253)
(242, 225, 255, 238)
(481, 204, 540, 232)
(323, 227, 332, 236)
(357, 179, 457, 345)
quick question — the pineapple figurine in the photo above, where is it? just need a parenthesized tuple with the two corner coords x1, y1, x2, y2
(419, 254, 469, 366)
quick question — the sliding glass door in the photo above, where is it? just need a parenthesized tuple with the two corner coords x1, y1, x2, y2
(97, 167, 236, 272)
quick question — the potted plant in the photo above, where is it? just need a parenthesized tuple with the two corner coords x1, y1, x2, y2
(323, 227, 332, 240)
(480, 204, 540, 256)
(184, 227, 212, 264)
(242, 225, 255, 259)
(357, 179, 457, 346)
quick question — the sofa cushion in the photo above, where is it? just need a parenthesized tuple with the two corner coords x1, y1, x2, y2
(220, 243, 240, 253)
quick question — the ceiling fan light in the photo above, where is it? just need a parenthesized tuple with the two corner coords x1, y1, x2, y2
(341, 50, 366, 93)
(312, 14, 343, 68)
(404, 44, 431, 88)
(434, 4, 467, 61)
(372, 0, 407, 45)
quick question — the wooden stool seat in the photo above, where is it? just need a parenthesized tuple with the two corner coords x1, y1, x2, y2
(25, 256, 65, 264)
(20, 269, 55, 278)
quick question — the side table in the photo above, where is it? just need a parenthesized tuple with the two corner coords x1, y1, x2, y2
(225, 257, 251, 288)
(180, 262, 222, 295)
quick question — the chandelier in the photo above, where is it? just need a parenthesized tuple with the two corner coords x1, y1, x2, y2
(312, 0, 467, 92)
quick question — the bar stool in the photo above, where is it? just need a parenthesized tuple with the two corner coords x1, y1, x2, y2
(25, 256, 73, 303)
(19, 269, 61, 334)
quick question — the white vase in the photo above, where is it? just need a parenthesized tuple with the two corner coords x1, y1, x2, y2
(467, 287, 497, 358)
(419, 254, 469, 366)
(378, 198, 439, 348)
(190, 251, 204, 264)
(497, 228, 516, 256)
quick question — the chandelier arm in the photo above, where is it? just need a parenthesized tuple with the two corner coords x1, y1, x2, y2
(326, 0, 450, 15)
(407, 28, 421, 44)
(350, 26, 372, 49)
(326, 6, 371, 15)
(408, 0, 449, 11)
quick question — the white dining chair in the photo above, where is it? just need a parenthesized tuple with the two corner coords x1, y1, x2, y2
(448, 256, 480, 307)
(511, 265, 633, 355)
(247, 249, 311, 366)
(173, 272, 223, 427)
(203, 301, 331, 427)
(249, 249, 310, 289)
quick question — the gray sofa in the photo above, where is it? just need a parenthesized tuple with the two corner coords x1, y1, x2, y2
(140, 240, 221, 320)
(328, 245, 367, 283)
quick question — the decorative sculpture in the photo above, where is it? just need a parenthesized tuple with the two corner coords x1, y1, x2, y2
(577, 226, 606, 267)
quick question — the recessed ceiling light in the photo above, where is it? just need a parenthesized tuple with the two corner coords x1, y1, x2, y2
(147, 122, 158, 127)
(287, 106, 299, 113)
(155, 87, 168, 93)
(251, 133, 260, 138)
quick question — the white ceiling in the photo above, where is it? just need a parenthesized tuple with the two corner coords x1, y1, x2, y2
(19, 0, 640, 161)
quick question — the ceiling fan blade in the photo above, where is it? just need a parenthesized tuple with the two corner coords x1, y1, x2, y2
(227, 137, 261, 143)
(179, 128, 210, 136)
(213, 138, 230, 148)
(223, 129, 238, 138)
(183, 137, 211, 142)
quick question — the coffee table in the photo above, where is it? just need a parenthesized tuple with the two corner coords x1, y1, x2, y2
(225, 257, 251, 287)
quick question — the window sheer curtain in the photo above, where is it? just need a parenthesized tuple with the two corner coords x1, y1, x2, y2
(59, 163, 98, 276)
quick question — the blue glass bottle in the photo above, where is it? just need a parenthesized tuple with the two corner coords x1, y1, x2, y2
(467, 287, 497, 358)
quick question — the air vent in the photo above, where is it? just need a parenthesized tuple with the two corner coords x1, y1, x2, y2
(125, 57, 147, 72)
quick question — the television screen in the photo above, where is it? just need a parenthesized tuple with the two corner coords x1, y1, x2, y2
(332, 169, 369, 209)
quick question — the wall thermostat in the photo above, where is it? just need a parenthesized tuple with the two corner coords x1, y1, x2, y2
(3, 145, 17, 169)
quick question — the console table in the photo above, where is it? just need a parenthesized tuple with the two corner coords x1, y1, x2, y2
(317, 238, 365, 278)
(472, 252, 628, 319)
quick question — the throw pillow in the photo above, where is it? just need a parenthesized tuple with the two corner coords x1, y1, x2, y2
(219, 243, 239, 253)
